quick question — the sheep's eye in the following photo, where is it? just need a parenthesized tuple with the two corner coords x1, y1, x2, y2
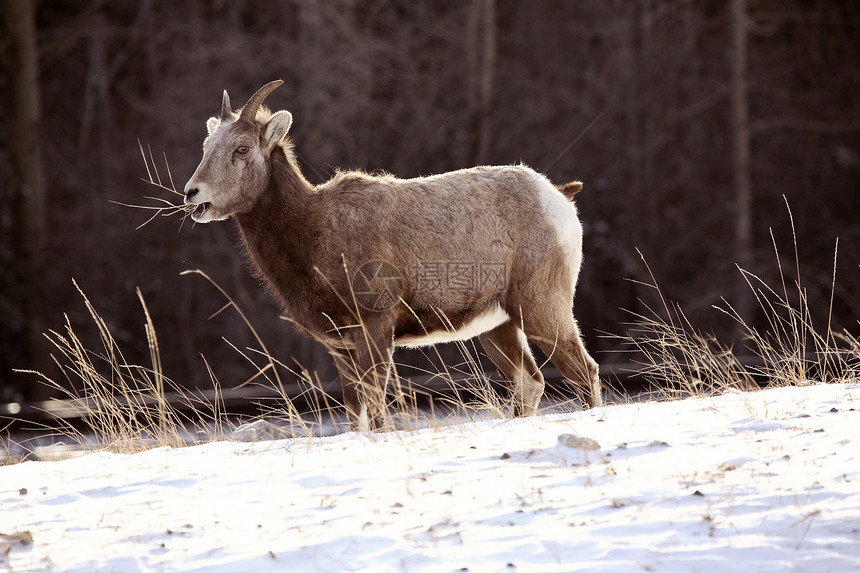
(236, 146, 250, 154)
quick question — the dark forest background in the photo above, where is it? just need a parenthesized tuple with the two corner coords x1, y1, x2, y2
(2, 0, 858, 404)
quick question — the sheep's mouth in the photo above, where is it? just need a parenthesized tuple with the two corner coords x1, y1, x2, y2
(191, 202, 210, 220)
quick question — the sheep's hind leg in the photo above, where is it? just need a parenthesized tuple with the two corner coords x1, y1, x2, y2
(478, 320, 545, 416)
(525, 314, 602, 408)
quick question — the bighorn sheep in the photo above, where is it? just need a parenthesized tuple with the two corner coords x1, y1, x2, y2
(184, 80, 601, 431)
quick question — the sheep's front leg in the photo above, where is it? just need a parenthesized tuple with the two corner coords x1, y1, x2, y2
(331, 350, 365, 431)
(331, 325, 394, 432)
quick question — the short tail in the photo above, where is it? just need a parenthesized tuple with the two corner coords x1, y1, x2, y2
(555, 180, 583, 201)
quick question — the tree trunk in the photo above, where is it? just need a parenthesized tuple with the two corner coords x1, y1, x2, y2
(731, 0, 754, 330)
(466, 0, 496, 165)
(4, 0, 50, 398)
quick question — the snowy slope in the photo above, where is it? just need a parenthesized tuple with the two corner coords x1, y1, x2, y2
(2, 383, 858, 572)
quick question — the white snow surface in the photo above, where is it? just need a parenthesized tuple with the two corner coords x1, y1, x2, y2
(2, 383, 859, 572)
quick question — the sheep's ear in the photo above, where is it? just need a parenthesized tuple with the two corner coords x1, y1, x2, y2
(263, 110, 293, 153)
(206, 117, 220, 136)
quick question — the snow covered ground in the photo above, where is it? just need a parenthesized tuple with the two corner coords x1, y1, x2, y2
(2, 383, 858, 572)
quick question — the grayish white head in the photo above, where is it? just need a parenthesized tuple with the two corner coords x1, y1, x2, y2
(184, 80, 292, 223)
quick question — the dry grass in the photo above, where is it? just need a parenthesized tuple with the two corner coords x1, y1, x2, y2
(614, 203, 858, 399)
(17, 231, 857, 460)
(16, 281, 227, 456)
(13, 241, 857, 460)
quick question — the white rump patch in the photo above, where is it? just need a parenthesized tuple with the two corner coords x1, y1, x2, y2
(395, 305, 511, 349)
(535, 173, 583, 293)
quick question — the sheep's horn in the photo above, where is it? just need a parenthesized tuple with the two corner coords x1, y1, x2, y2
(239, 80, 284, 123)
(220, 90, 232, 120)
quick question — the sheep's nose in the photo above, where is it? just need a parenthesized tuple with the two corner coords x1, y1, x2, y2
(184, 187, 199, 204)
